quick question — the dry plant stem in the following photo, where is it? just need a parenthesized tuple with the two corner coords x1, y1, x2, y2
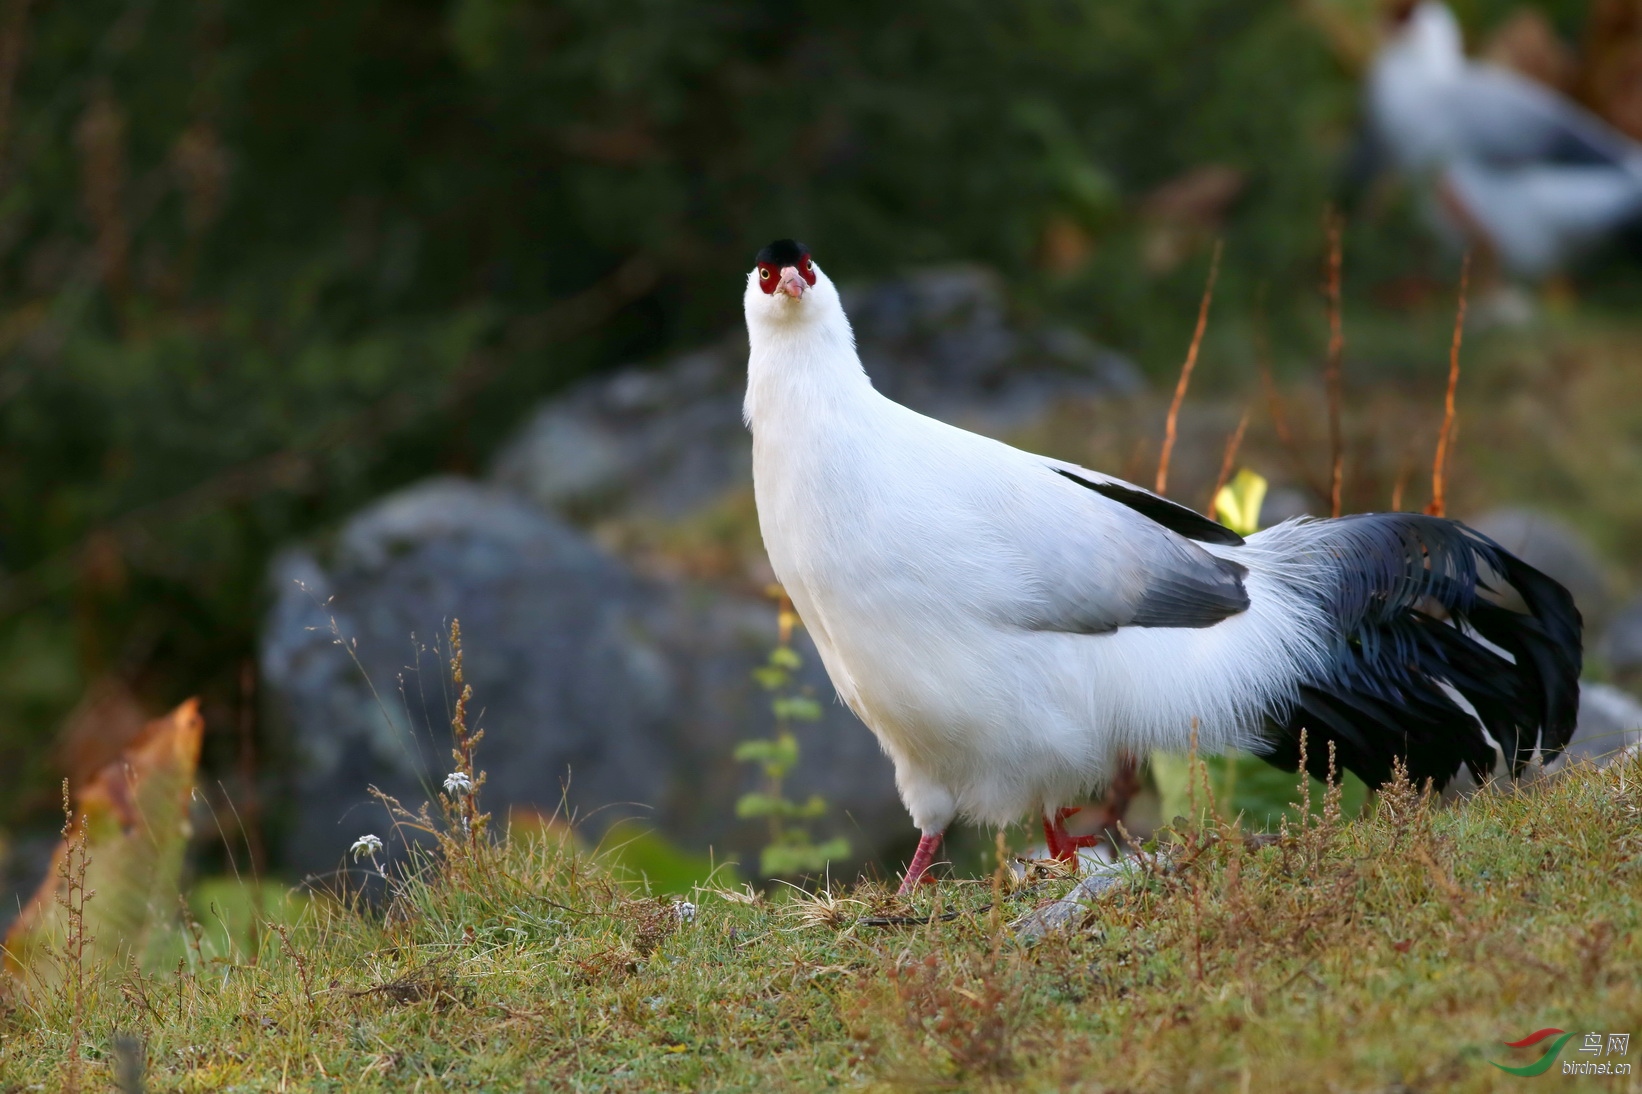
(447, 620, 486, 851)
(1204, 406, 1252, 520)
(268, 920, 316, 1014)
(1185, 719, 1202, 822)
(1156, 239, 1223, 496)
(1322, 742, 1343, 832)
(1298, 731, 1312, 822)
(55, 779, 93, 1094)
(1323, 211, 1345, 518)
(1426, 251, 1470, 519)
(120, 957, 164, 1029)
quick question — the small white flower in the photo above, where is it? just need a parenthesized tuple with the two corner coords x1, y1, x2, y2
(443, 771, 472, 795)
(673, 900, 697, 925)
(350, 834, 384, 861)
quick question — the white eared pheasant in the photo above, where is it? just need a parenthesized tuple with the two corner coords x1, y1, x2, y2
(742, 239, 1581, 894)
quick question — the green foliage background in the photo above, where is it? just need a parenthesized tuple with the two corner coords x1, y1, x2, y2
(0, 0, 1619, 837)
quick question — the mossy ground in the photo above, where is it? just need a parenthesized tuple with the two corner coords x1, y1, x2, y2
(3, 750, 1638, 1092)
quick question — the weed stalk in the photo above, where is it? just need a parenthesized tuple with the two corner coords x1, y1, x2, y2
(1157, 239, 1222, 496)
(55, 779, 94, 1094)
(1205, 406, 1252, 520)
(446, 619, 488, 850)
(1323, 210, 1344, 518)
(1426, 251, 1470, 518)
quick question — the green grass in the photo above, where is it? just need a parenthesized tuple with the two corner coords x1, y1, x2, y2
(3, 752, 1638, 1092)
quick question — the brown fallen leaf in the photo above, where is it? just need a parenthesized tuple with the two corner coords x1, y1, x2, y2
(4, 699, 203, 986)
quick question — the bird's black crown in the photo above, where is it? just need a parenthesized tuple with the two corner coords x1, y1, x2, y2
(756, 239, 809, 267)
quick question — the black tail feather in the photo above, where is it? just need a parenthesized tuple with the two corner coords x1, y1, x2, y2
(1258, 514, 1583, 790)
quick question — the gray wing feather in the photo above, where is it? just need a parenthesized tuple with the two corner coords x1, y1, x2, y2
(1129, 554, 1250, 628)
(1007, 462, 1250, 634)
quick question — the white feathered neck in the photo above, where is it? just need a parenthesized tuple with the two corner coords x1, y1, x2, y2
(742, 265, 872, 428)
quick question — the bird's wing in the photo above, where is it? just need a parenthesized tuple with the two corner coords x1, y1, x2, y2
(1444, 160, 1642, 276)
(1045, 464, 1245, 546)
(1454, 67, 1641, 169)
(994, 460, 1250, 634)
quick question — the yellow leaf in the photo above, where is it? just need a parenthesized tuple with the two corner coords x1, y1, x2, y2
(1213, 468, 1268, 538)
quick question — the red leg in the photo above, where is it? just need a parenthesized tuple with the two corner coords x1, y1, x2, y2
(1042, 810, 1068, 858)
(897, 831, 944, 895)
(1044, 806, 1101, 862)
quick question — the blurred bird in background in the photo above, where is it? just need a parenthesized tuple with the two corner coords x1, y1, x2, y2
(1352, 0, 1642, 279)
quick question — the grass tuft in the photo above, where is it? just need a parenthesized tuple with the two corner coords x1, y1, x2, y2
(2, 749, 1637, 1090)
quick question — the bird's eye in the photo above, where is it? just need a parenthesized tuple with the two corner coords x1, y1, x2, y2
(804, 258, 812, 270)
(759, 268, 770, 280)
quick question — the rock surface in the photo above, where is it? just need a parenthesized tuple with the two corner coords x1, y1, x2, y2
(1600, 595, 1642, 683)
(261, 478, 903, 879)
(1561, 681, 1642, 765)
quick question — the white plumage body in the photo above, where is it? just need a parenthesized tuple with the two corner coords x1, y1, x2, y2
(744, 251, 1579, 863)
(748, 269, 1329, 834)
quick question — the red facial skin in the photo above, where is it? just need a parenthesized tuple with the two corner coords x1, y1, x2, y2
(755, 254, 818, 295)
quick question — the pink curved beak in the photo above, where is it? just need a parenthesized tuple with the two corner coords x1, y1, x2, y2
(775, 265, 807, 299)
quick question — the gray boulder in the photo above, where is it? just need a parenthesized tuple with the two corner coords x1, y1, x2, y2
(841, 266, 1142, 428)
(1561, 681, 1642, 765)
(489, 346, 749, 522)
(1599, 595, 1642, 684)
(261, 477, 900, 880)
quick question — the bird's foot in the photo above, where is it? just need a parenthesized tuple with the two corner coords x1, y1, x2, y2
(897, 831, 945, 896)
(1043, 807, 1102, 862)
